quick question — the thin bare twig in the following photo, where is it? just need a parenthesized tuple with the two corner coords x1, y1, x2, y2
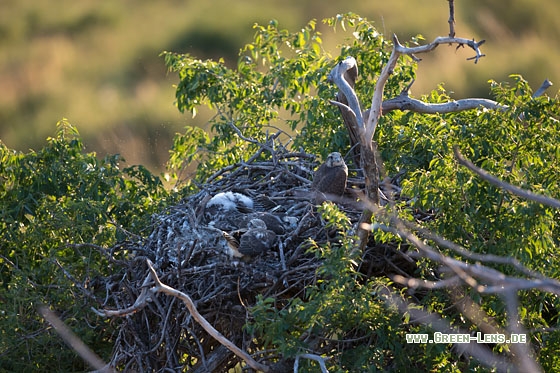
(448, 0, 456, 38)
(145, 260, 270, 372)
(454, 146, 560, 209)
(38, 305, 114, 373)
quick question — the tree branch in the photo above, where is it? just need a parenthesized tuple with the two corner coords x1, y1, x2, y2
(454, 146, 560, 209)
(381, 93, 507, 114)
(394, 34, 486, 63)
(38, 305, 114, 373)
(447, 0, 456, 38)
(365, 32, 487, 142)
(95, 260, 270, 372)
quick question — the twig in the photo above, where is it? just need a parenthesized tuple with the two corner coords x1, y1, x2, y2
(145, 260, 270, 372)
(52, 258, 97, 301)
(454, 146, 560, 209)
(91, 272, 154, 317)
(278, 241, 288, 286)
(448, 0, 456, 38)
(205, 163, 239, 183)
(38, 305, 114, 373)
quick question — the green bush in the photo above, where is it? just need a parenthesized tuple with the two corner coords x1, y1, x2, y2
(0, 119, 172, 371)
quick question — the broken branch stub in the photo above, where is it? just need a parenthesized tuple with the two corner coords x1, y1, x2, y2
(327, 56, 364, 130)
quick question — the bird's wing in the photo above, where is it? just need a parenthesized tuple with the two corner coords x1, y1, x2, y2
(317, 166, 348, 195)
(312, 163, 329, 188)
(238, 229, 276, 257)
(331, 166, 348, 194)
(222, 231, 243, 258)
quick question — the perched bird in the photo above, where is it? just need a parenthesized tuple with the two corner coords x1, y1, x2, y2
(312, 152, 348, 202)
(222, 218, 277, 259)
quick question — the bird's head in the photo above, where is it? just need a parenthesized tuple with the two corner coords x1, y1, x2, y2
(247, 218, 267, 230)
(326, 152, 345, 167)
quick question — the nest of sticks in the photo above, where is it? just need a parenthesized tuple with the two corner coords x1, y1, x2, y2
(98, 146, 421, 372)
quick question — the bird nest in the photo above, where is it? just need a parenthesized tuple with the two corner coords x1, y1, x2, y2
(99, 147, 418, 372)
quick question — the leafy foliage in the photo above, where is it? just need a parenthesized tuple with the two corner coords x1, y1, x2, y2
(381, 77, 560, 267)
(0, 119, 172, 371)
(378, 76, 560, 370)
(163, 13, 415, 184)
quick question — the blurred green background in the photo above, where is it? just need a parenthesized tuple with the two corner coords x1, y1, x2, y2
(1, 0, 558, 173)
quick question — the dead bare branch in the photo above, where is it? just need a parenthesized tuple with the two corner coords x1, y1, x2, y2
(447, 0, 456, 38)
(394, 34, 486, 63)
(366, 32, 486, 141)
(38, 305, 114, 373)
(143, 260, 271, 372)
(328, 22, 490, 257)
(454, 146, 560, 209)
(533, 79, 553, 98)
(381, 93, 506, 114)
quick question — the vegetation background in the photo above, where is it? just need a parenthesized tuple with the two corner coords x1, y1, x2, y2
(1, 0, 559, 172)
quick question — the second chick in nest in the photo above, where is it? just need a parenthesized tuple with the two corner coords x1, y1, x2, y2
(222, 218, 277, 260)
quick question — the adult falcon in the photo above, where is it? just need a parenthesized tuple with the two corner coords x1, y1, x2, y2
(312, 152, 348, 202)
